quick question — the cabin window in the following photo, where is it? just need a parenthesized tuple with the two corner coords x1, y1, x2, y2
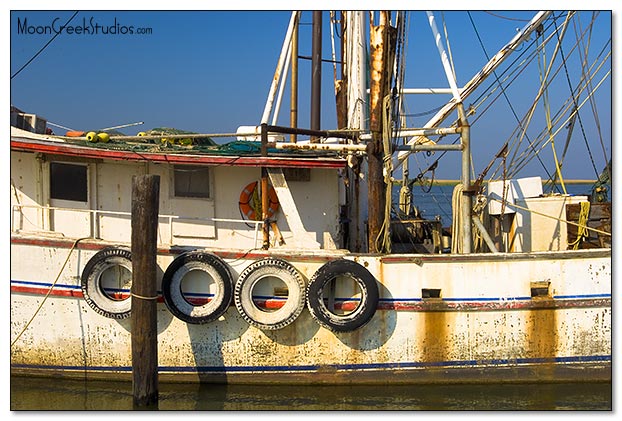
(50, 162, 88, 202)
(174, 165, 211, 198)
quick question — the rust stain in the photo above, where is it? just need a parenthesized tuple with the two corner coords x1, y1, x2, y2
(527, 304, 557, 361)
(422, 308, 448, 363)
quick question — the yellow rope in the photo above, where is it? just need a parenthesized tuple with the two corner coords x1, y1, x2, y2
(11, 237, 88, 347)
(451, 183, 464, 253)
(568, 201, 591, 249)
(251, 181, 262, 221)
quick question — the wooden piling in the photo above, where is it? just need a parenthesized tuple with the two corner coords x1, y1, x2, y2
(131, 174, 160, 408)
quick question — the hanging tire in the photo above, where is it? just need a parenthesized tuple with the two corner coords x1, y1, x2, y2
(306, 259, 379, 332)
(81, 247, 133, 319)
(234, 258, 306, 330)
(161, 251, 233, 324)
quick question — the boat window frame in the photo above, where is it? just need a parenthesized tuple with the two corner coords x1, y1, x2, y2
(49, 161, 89, 203)
(172, 164, 212, 200)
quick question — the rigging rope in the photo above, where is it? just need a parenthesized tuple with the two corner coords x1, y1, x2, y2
(502, 12, 610, 180)
(375, 95, 394, 253)
(490, 198, 610, 237)
(536, 18, 568, 194)
(552, 15, 601, 179)
(11, 11, 79, 79)
(467, 11, 558, 186)
(11, 237, 88, 347)
(573, 13, 610, 173)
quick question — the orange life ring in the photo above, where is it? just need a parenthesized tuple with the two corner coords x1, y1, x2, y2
(239, 181, 279, 221)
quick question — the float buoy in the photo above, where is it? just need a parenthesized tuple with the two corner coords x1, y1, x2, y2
(97, 132, 110, 143)
(86, 131, 98, 142)
(239, 181, 279, 221)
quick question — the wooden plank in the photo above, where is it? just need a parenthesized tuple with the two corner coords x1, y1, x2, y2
(267, 167, 320, 249)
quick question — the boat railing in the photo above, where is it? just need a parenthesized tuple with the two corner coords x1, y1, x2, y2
(10, 203, 263, 248)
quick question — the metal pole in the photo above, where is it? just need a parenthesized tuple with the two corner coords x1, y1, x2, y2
(290, 14, 299, 142)
(261, 12, 299, 125)
(260, 124, 270, 249)
(310, 11, 322, 142)
(472, 215, 499, 253)
(460, 113, 472, 254)
(394, 11, 552, 170)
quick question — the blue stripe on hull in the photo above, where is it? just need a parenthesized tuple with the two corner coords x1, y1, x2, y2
(12, 354, 612, 374)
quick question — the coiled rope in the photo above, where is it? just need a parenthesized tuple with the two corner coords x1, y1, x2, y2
(451, 183, 464, 254)
(568, 201, 591, 249)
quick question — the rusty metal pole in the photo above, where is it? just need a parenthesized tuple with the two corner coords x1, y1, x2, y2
(260, 123, 270, 249)
(310, 11, 322, 142)
(131, 174, 160, 408)
(367, 11, 391, 253)
(290, 13, 299, 143)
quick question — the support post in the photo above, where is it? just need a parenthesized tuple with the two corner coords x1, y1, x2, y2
(310, 10, 322, 142)
(460, 115, 472, 254)
(131, 174, 160, 408)
(260, 124, 270, 249)
(367, 11, 394, 253)
(290, 13, 299, 143)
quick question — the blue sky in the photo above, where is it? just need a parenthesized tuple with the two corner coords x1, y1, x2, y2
(9, 7, 614, 181)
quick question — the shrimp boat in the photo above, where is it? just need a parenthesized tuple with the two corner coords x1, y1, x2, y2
(10, 11, 611, 384)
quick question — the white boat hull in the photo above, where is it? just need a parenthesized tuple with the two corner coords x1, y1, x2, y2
(10, 235, 611, 384)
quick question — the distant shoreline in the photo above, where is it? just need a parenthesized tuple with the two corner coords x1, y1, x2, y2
(397, 179, 597, 186)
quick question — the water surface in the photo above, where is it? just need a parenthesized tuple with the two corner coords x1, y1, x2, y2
(11, 376, 612, 411)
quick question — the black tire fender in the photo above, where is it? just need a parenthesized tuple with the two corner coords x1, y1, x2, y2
(234, 258, 306, 330)
(81, 247, 133, 319)
(306, 259, 379, 332)
(161, 251, 233, 324)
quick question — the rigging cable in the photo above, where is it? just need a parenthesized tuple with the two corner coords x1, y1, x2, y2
(503, 11, 589, 177)
(552, 15, 601, 179)
(573, 13, 610, 175)
(506, 31, 610, 177)
(467, 11, 557, 188)
(502, 12, 572, 180)
(537, 12, 571, 194)
(483, 11, 531, 22)
(11, 11, 79, 80)
(470, 15, 566, 181)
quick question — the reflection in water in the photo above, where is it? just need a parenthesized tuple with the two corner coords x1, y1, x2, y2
(10, 376, 611, 410)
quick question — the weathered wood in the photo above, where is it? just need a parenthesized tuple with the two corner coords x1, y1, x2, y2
(566, 202, 611, 220)
(367, 12, 396, 253)
(566, 202, 611, 249)
(131, 174, 160, 408)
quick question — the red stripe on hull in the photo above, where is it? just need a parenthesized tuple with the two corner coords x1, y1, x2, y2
(11, 284, 610, 312)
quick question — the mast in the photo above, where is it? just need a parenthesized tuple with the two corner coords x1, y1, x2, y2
(310, 11, 322, 142)
(341, 11, 368, 252)
(290, 13, 299, 142)
(368, 11, 396, 253)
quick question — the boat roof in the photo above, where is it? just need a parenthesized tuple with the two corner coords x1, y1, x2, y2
(10, 126, 347, 169)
